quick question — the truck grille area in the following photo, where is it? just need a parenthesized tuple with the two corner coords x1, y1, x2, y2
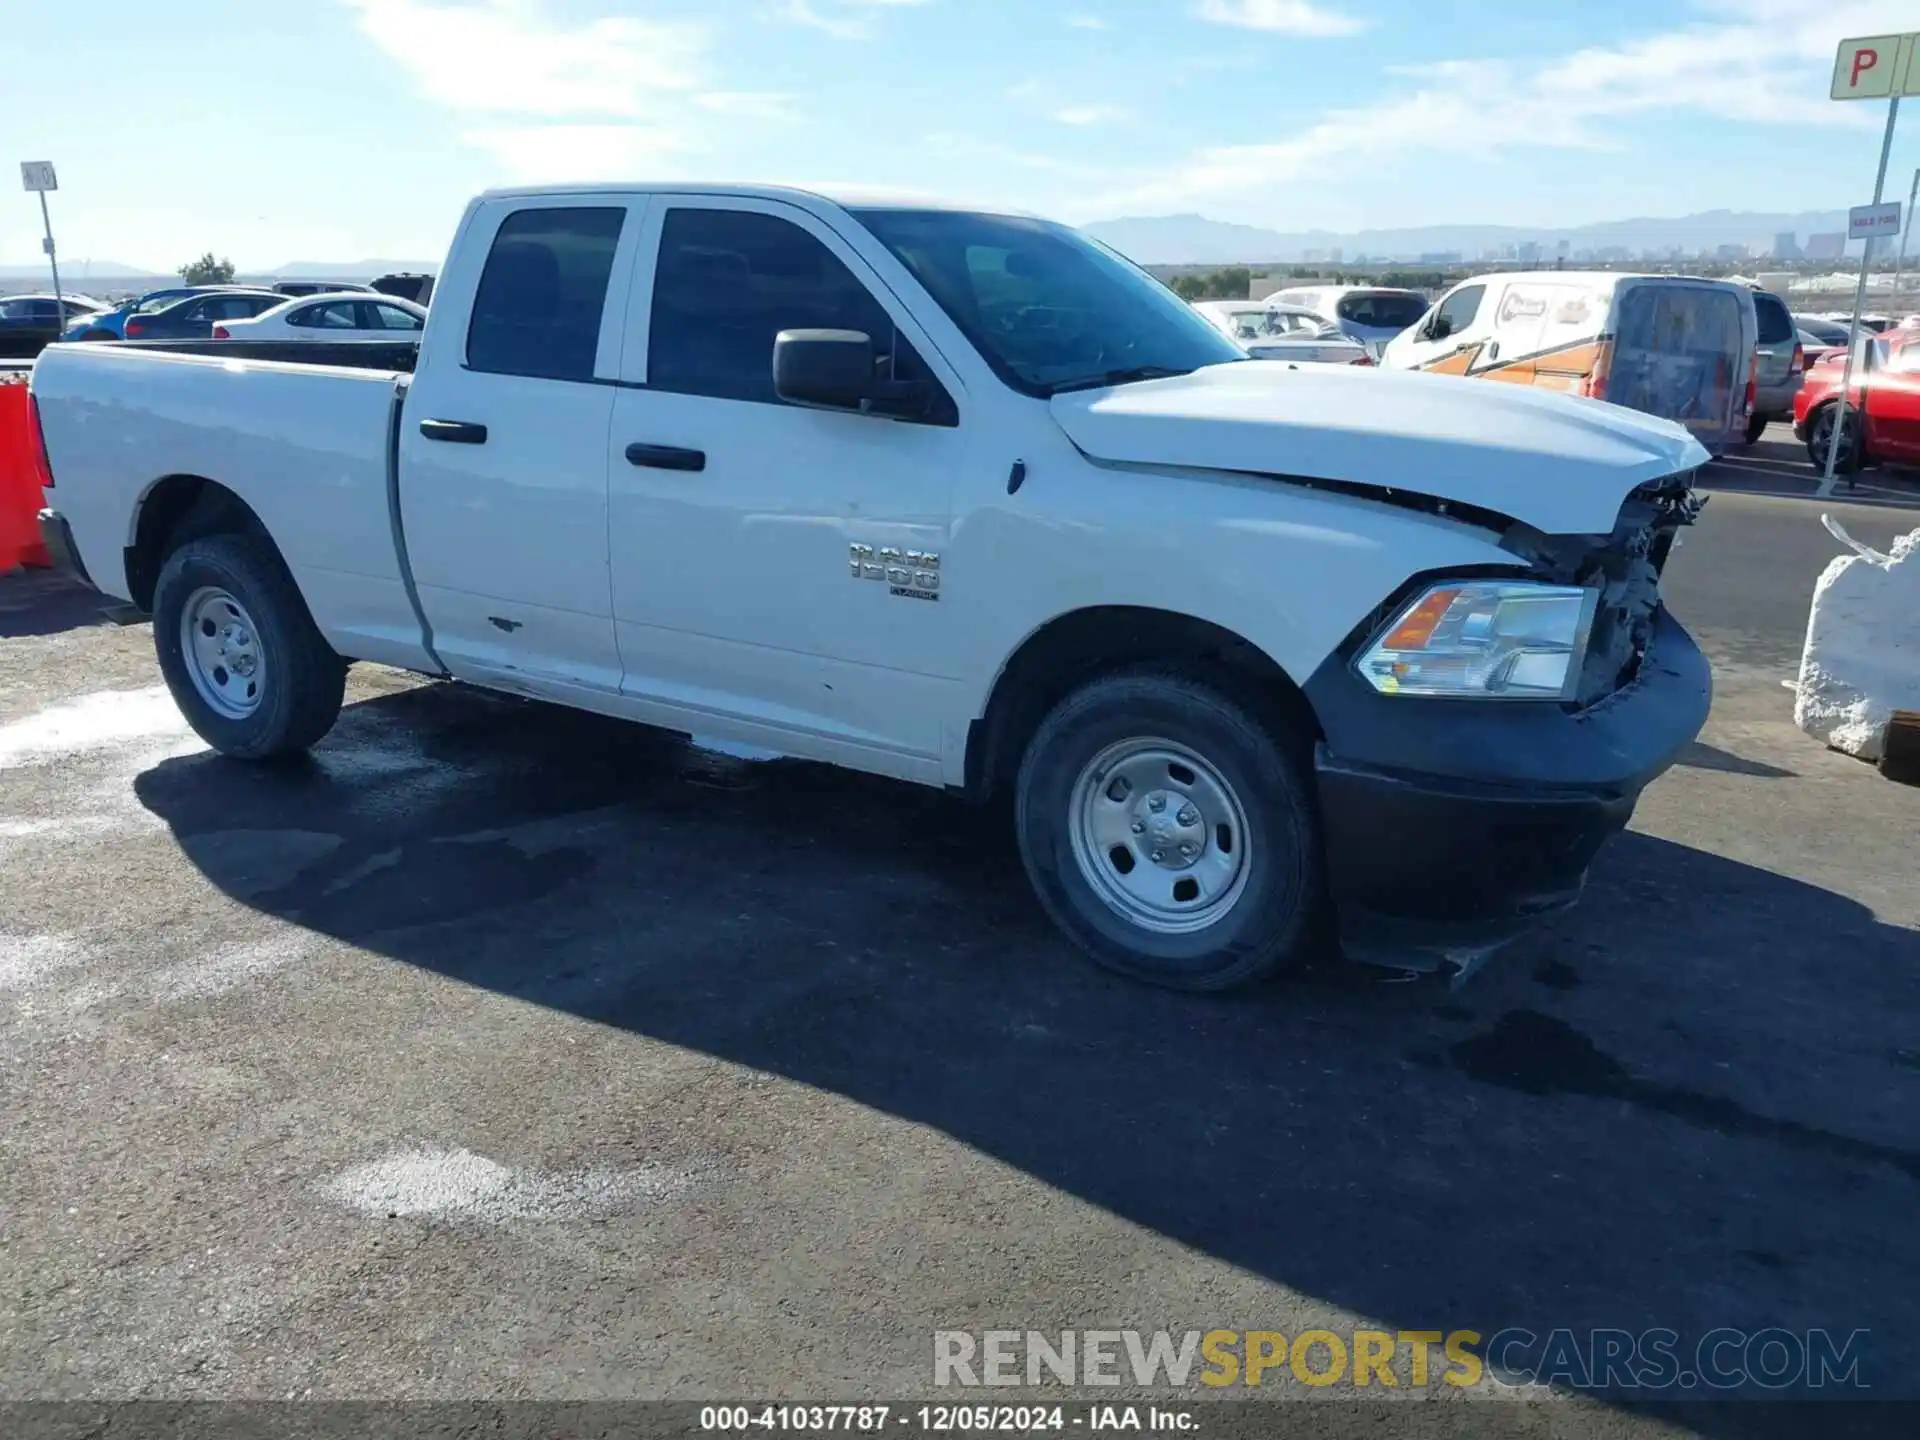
(1502, 472, 1702, 707)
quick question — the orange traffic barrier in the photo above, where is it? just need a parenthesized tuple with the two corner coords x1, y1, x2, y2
(0, 376, 52, 570)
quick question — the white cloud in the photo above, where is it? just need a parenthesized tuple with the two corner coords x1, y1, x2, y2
(778, 0, 927, 39)
(1054, 104, 1127, 126)
(695, 91, 803, 121)
(1192, 0, 1365, 38)
(344, 0, 801, 184)
(1087, 0, 1904, 216)
(344, 0, 705, 115)
(463, 125, 697, 183)
(1065, 12, 1108, 27)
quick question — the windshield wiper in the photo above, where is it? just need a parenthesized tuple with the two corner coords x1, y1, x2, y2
(1044, 365, 1195, 396)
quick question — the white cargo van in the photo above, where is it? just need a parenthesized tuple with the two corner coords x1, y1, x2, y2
(1381, 272, 1759, 453)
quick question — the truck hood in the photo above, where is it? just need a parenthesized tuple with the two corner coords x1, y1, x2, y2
(1049, 361, 1708, 536)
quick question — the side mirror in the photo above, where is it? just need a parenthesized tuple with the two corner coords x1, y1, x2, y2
(773, 328, 876, 410)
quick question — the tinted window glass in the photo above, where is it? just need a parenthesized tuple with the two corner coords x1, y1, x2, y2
(649, 207, 937, 407)
(1753, 294, 1794, 345)
(854, 208, 1242, 395)
(1337, 290, 1429, 329)
(468, 206, 625, 381)
(368, 302, 423, 330)
(306, 301, 359, 328)
(1432, 285, 1484, 337)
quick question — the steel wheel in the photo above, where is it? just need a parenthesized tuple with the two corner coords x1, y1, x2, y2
(1067, 735, 1253, 936)
(179, 585, 265, 719)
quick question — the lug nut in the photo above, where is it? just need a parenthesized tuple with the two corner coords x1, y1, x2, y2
(1148, 795, 1166, 813)
(1150, 849, 1165, 863)
(1180, 843, 1195, 857)
(1177, 807, 1198, 826)
(1130, 820, 1145, 834)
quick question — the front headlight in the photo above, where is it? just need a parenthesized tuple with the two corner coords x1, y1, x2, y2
(1356, 580, 1599, 700)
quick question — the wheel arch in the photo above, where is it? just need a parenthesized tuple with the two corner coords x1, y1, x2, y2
(963, 605, 1323, 803)
(125, 474, 282, 612)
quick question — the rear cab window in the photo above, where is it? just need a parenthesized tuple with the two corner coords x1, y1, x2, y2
(467, 206, 627, 381)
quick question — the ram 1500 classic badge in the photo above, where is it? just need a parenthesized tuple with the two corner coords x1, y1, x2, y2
(849, 543, 940, 601)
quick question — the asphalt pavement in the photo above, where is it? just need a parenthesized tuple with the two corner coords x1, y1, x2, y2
(2, 454, 1917, 1438)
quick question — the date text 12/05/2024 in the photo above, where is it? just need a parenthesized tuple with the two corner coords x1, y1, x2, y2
(699, 1405, 1195, 1433)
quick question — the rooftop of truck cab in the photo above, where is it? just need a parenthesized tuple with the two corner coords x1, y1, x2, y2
(474, 182, 1039, 217)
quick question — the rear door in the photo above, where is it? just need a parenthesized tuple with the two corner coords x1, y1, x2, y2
(1607, 281, 1751, 447)
(397, 195, 648, 692)
(1751, 290, 1797, 399)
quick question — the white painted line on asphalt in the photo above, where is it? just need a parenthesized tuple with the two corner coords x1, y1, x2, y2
(0, 686, 193, 768)
(318, 1146, 705, 1223)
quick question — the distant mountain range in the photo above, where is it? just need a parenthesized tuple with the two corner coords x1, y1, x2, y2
(1082, 209, 1869, 266)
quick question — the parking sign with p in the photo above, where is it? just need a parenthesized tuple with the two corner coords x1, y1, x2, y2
(1831, 33, 1919, 100)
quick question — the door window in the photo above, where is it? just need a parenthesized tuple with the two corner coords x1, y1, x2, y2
(648, 206, 947, 416)
(300, 300, 360, 328)
(467, 206, 626, 381)
(1429, 285, 1484, 340)
(365, 302, 424, 330)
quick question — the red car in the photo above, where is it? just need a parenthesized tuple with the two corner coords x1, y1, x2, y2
(1792, 333, 1920, 472)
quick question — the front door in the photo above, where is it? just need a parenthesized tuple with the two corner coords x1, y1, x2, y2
(1865, 341, 1920, 464)
(398, 198, 646, 692)
(605, 197, 969, 777)
(1391, 283, 1488, 374)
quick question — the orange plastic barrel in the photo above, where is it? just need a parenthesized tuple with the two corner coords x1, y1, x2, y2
(0, 378, 52, 570)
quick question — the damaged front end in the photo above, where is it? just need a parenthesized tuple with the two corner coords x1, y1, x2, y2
(1501, 471, 1705, 707)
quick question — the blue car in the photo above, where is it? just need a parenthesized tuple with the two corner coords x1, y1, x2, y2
(62, 286, 281, 342)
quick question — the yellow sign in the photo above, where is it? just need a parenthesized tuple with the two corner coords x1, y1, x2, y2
(1832, 33, 1920, 100)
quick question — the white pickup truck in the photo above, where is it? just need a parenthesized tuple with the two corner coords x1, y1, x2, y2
(30, 183, 1713, 990)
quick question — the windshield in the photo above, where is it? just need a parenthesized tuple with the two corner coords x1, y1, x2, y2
(135, 291, 193, 314)
(1335, 290, 1429, 330)
(851, 209, 1244, 396)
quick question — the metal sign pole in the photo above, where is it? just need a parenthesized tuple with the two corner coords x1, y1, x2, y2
(1820, 96, 1901, 497)
(1891, 166, 1920, 307)
(37, 190, 64, 318)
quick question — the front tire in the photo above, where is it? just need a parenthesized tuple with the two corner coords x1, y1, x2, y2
(1014, 670, 1323, 991)
(153, 534, 346, 759)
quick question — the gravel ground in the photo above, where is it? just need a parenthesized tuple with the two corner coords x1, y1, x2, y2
(1, 469, 1917, 1439)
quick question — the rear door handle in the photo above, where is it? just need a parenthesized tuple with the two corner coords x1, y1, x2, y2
(626, 443, 706, 472)
(420, 419, 488, 444)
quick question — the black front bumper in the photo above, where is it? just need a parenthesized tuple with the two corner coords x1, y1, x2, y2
(37, 508, 93, 587)
(1305, 607, 1712, 971)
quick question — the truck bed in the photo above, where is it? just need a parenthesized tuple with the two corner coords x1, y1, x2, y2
(31, 341, 435, 672)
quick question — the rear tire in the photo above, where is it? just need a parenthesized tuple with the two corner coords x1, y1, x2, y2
(1013, 670, 1323, 991)
(153, 534, 347, 759)
(1743, 412, 1768, 445)
(1805, 402, 1864, 474)
(81, 329, 118, 342)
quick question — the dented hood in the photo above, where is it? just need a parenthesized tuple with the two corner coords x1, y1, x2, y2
(1049, 361, 1708, 536)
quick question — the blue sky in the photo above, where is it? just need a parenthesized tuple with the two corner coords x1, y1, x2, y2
(6, 0, 1919, 270)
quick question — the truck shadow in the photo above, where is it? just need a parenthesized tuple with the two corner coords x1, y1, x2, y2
(132, 682, 1920, 1432)
(0, 567, 121, 638)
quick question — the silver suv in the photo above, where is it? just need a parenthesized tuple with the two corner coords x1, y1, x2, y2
(1746, 289, 1801, 443)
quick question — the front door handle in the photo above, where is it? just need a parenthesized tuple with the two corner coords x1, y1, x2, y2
(626, 442, 706, 472)
(420, 418, 488, 444)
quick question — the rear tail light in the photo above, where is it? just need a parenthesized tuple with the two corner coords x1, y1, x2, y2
(1580, 339, 1612, 402)
(1790, 342, 1805, 375)
(27, 392, 55, 491)
(1745, 356, 1758, 416)
(212, 325, 230, 339)
(1349, 354, 1374, 366)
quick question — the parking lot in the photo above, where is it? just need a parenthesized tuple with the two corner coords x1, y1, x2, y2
(2, 433, 1918, 1433)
